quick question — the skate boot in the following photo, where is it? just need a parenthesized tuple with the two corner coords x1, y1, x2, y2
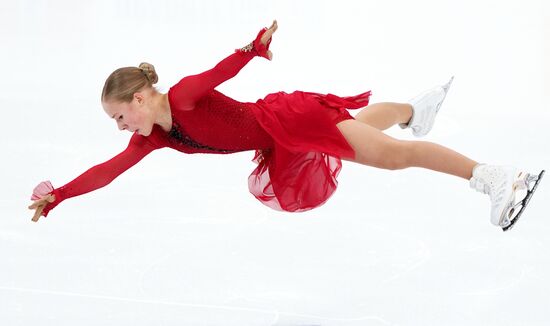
(399, 76, 454, 137)
(470, 164, 545, 231)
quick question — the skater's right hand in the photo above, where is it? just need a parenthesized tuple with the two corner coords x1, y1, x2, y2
(28, 194, 55, 222)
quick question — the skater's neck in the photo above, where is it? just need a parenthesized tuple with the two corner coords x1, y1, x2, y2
(153, 93, 172, 132)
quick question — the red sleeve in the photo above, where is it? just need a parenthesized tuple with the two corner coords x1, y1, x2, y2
(41, 133, 158, 217)
(169, 28, 271, 109)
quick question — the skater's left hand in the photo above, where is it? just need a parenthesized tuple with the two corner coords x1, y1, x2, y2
(261, 20, 278, 60)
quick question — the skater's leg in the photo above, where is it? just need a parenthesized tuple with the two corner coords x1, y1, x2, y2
(354, 103, 413, 131)
(356, 77, 454, 134)
(336, 119, 478, 180)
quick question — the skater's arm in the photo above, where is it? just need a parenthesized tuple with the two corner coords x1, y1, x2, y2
(28, 133, 158, 220)
(170, 20, 277, 109)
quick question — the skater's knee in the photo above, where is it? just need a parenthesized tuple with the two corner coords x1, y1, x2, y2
(356, 140, 411, 170)
(381, 151, 410, 170)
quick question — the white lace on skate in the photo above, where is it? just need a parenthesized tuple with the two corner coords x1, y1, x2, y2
(470, 164, 529, 228)
(400, 76, 454, 137)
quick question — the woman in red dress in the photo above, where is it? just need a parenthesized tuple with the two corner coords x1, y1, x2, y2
(28, 20, 543, 231)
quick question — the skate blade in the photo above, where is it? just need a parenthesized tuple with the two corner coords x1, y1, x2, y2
(502, 170, 545, 232)
(442, 76, 454, 94)
(436, 76, 454, 113)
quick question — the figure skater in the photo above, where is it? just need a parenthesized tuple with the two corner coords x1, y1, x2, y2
(28, 20, 544, 231)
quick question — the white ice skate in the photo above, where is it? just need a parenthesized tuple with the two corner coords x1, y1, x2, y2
(400, 76, 454, 137)
(470, 164, 545, 231)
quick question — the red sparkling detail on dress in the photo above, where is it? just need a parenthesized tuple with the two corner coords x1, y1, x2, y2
(166, 90, 273, 153)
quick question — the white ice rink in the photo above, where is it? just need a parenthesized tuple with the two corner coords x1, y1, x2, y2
(2, 0, 550, 325)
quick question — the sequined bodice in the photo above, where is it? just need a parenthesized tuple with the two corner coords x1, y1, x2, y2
(167, 118, 235, 153)
(163, 90, 274, 154)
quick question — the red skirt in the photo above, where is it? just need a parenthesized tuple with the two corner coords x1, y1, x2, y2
(248, 90, 371, 212)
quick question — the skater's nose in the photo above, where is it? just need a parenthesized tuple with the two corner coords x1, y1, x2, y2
(118, 123, 128, 131)
(117, 120, 128, 131)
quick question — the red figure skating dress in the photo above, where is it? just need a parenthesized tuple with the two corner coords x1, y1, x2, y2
(32, 28, 371, 217)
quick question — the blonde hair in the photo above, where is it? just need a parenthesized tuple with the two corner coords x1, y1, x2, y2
(101, 62, 159, 103)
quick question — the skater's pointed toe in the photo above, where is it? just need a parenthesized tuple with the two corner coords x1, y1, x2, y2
(402, 79, 452, 137)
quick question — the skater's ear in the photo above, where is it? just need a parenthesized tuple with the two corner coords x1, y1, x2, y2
(133, 92, 145, 105)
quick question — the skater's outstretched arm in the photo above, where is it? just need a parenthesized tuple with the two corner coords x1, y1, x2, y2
(170, 20, 277, 110)
(28, 134, 159, 221)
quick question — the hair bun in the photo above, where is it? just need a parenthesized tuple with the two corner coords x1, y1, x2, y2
(138, 62, 159, 84)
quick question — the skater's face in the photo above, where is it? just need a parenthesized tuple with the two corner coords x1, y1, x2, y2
(102, 91, 155, 136)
